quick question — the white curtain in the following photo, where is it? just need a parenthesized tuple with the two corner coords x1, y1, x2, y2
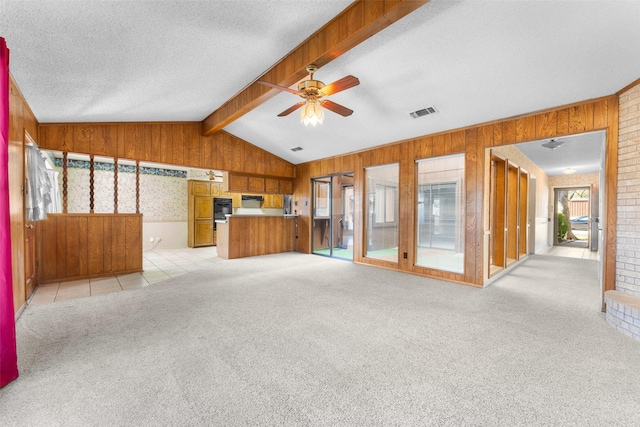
(25, 144, 61, 221)
(44, 168, 61, 214)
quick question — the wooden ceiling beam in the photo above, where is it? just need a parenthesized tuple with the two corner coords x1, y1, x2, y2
(201, 0, 430, 136)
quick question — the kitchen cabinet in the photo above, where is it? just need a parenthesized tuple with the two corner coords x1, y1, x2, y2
(279, 179, 293, 194)
(223, 172, 293, 195)
(230, 192, 242, 208)
(192, 180, 211, 196)
(265, 177, 293, 194)
(263, 194, 284, 209)
(223, 172, 248, 193)
(194, 220, 214, 246)
(265, 178, 279, 193)
(188, 180, 215, 247)
(248, 176, 265, 192)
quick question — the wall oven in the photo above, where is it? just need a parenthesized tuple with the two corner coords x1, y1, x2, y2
(214, 197, 232, 221)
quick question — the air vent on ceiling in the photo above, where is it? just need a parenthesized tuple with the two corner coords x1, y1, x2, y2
(290, 146, 303, 152)
(410, 106, 438, 118)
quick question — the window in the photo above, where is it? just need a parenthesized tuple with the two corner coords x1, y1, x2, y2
(416, 154, 465, 273)
(365, 164, 399, 262)
(374, 185, 396, 224)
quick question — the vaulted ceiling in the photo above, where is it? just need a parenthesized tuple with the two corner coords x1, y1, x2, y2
(2, 0, 640, 173)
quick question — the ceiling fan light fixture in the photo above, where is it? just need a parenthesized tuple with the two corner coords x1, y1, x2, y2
(258, 64, 358, 126)
(301, 101, 324, 126)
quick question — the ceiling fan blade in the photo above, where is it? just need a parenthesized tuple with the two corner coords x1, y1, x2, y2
(278, 102, 305, 117)
(257, 80, 299, 95)
(320, 75, 360, 96)
(319, 100, 353, 117)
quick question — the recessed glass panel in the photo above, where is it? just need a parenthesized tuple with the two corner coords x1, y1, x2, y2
(365, 163, 399, 263)
(416, 154, 465, 273)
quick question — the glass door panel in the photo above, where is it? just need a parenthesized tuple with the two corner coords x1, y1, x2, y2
(312, 178, 331, 254)
(312, 174, 354, 260)
(416, 153, 465, 273)
(331, 174, 354, 260)
(365, 164, 399, 263)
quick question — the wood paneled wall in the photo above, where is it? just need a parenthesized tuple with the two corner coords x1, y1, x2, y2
(295, 95, 618, 289)
(38, 214, 143, 283)
(8, 77, 39, 313)
(39, 123, 295, 178)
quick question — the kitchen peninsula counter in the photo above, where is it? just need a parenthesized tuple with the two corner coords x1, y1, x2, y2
(216, 215, 296, 259)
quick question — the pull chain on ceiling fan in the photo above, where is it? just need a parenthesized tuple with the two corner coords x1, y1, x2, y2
(258, 64, 360, 126)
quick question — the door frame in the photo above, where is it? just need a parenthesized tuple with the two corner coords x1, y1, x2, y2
(311, 172, 354, 260)
(553, 186, 591, 248)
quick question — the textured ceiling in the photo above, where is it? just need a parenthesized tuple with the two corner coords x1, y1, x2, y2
(516, 132, 605, 177)
(1, 0, 353, 122)
(2, 0, 640, 172)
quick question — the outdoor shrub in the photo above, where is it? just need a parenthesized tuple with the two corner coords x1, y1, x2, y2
(558, 212, 568, 240)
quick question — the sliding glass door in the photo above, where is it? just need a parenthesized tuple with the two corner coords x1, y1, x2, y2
(312, 173, 354, 260)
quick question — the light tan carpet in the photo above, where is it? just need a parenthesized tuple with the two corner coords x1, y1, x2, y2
(1, 253, 639, 426)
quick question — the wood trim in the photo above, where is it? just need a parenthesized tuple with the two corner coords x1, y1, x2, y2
(201, 0, 430, 135)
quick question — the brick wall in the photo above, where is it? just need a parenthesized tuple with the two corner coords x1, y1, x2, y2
(616, 82, 640, 295)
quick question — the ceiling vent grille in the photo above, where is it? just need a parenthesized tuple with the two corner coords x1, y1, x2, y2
(410, 106, 438, 118)
(290, 146, 303, 152)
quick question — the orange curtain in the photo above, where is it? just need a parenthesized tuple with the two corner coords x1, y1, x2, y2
(0, 37, 19, 388)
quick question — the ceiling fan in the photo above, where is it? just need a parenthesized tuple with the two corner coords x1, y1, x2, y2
(258, 64, 360, 126)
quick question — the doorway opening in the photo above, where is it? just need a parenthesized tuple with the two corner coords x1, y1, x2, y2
(554, 186, 590, 249)
(312, 173, 354, 261)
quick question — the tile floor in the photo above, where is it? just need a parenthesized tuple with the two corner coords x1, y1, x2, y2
(28, 247, 219, 306)
(540, 244, 599, 260)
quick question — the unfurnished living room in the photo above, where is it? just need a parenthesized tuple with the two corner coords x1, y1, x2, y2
(1, 1, 640, 426)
